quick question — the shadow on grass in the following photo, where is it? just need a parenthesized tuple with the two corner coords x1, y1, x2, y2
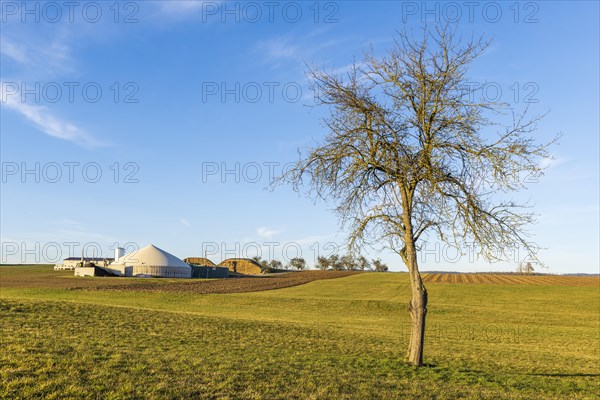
(457, 368, 600, 378)
(527, 373, 600, 377)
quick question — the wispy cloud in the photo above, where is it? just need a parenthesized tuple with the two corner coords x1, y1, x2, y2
(257, 227, 280, 239)
(1, 85, 103, 148)
(1, 34, 73, 75)
(540, 156, 565, 170)
(256, 36, 302, 61)
(290, 234, 337, 246)
(0, 26, 103, 148)
(180, 218, 192, 227)
(53, 229, 116, 244)
(328, 62, 359, 76)
(157, 0, 221, 16)
(0, 38, 30, 65)
(255, 32, 351, 66)
(54, 219, 85, 227)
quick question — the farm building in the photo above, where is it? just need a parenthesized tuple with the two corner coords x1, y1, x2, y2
(55, 257, 114, 270)
(109, 244, 192, 278)
(184, 257, 216, 267)
(219, 258, 264, 275)
(74, 266, 118, 277)
(185, 257, 228, 278)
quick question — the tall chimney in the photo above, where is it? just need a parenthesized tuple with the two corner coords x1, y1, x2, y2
(114, 247, 125, 262)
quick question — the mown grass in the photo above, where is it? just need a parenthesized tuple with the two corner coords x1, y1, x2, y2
(1, 266, 599, 399)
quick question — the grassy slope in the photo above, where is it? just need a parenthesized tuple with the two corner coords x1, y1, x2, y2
(1, 267, 599, 399)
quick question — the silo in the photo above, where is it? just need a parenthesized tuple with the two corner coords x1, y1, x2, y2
(114, 247, 125, 261)
(109, 244, 192, 278)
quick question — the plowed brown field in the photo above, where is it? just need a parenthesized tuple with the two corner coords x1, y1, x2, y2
(87, 270, 361, 294)
(1, 266, 361, 293)
(422, 273, 599, 286)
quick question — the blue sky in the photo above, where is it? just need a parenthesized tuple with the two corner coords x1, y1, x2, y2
(1, 1, 598, 273)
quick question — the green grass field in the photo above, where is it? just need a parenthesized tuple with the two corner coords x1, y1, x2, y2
(1, 266, 598, 399)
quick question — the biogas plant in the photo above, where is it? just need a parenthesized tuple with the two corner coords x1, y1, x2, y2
(54, 244, 230, 279)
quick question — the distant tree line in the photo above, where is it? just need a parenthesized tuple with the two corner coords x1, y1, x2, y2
(314, 254, 389, 272)
(252, 256, 285, 273)
(516, 262, 535, 275)
(251, 255, 390, 272)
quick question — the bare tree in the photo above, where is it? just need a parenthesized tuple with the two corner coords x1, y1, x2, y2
(340, 254, 356, 270)
(269, 259, 283, 270)
(516, 262, 524, 274)
(315, 256, 330, 270)
(328, 254, 344, 271)
(516, 261, 535, 275)
(356, 255, 371, 271)
(289, 257, 307, 270)
(315, 256, 329, 270)
(372, 259, 389, 272)
(276, 26, 556, 366)
(252, 256, 269, 272)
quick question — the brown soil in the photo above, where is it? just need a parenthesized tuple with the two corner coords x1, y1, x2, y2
(1, 266, 361, 293)
(0, 266, 142, 289)
(86, 270, 362, 294)
(421, 273, 599, 286)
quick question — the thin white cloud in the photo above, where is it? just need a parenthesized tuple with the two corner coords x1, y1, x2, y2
(1, 28, 102, 148)
(255, 32, 351, 66)
(257, 227, 280, 239)
(180, 218, 192, 227)
(54, 219, 85, 227)
(329, 63, 358, 76)
(257, 36, 301, 61)
(1, 84, 103, 148)
(157, 0, 221, 16)
(540, 156, 565, 170)
(1, 34, 73, 75)
(53, 229, 117, 244)
(291, 234, 337, 246)
(0, 38, 30, 65)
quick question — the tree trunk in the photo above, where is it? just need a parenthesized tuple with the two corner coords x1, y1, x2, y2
(399, 185, 428, 366)
(406, 245, 428, 367)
